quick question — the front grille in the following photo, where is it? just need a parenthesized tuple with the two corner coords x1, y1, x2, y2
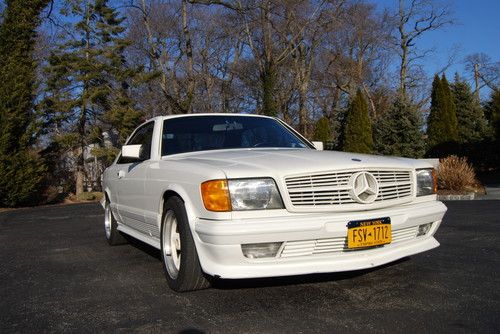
(279, 226, 419, 258)
(285, 169, 413, 207)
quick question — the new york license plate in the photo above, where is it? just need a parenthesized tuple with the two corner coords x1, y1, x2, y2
(347, 217, 391, 249)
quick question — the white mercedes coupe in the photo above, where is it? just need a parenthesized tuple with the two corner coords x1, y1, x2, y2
(102, 114, 447, 291)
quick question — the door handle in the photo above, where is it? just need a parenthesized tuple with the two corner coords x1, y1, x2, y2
(117, 170, 126, 179)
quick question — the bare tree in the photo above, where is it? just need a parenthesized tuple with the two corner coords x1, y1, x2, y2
(126, 0, 196, 115)
(313, 2, 392, 118)
(190, 0, 328, 122)
(395, 0, 453, 99)
(465, 53, 499, 100)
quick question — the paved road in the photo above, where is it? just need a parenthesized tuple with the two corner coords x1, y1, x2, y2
(1, 201, 499, 333)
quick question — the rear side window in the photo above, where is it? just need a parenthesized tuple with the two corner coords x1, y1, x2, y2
(117, 121, 154, 164)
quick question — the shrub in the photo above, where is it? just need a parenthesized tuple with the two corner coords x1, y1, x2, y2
(76, 192, 103, 202)
(0, 151, 47, 207)
(437, 155, 479, 192)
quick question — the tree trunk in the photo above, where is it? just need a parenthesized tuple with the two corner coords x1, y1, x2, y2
(398, 0, 408, 98)
(182, 0, 195, 111)
(261, 61, 276, 116)
(474, 63, 480, 101)
(75, 0, 90, 197)
(75, 155, 85, 196)
(298, 79, 309, 137)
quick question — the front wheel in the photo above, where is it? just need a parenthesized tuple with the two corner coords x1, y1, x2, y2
(161, 197, 210, 292)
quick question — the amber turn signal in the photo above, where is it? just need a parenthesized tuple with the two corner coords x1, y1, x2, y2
(432, 168, 438, 194)
(201, 180, 231, 212)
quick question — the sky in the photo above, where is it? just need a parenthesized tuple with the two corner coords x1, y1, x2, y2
(377, 0, 500, 82)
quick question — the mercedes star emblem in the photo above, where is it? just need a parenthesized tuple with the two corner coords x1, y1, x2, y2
(348, 171, 379, 204)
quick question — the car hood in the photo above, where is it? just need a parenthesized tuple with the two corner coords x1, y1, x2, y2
(169, 149, 431, 179)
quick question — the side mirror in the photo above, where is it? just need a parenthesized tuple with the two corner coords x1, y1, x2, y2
(311, 141, 324, 151)
(121, 144, 142, 160)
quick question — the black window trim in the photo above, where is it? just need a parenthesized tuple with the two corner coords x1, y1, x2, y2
(116, 120, 155, 164)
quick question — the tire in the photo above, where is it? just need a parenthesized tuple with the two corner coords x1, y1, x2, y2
(161, 197, 210, 292)
(104, 200, 127, 246)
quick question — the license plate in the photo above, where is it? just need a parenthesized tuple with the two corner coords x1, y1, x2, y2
(347, 218, 391, 249)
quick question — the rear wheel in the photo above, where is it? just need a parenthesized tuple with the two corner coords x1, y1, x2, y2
(161, 197, 210, 292)
(104, 200, 127, 245)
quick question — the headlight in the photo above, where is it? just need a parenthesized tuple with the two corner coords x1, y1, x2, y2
(201, 178, 284, 211)
(228, 178, 284, 210)
(416, 169, 437, 196)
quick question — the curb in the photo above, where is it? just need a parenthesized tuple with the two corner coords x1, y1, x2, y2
(437, 193, 475, 201)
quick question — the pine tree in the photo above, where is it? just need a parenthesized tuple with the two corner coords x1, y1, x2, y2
(0, 0, 48, 207)
(43, 0, 142, 195)
(343, 90, 373, 154)
(451, 74, 488, 143)
(313, 117, 332, 144)
(484, 90, 500, 140)
(374, 96, 425, 158)
(0, 0, 48, 153)
(427, 74, 459, 150)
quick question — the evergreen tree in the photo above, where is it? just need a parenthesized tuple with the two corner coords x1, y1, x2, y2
(343, 90, 373, 154)
(451, 74, 488, 143)
(312, 117, 332, 144)
(427, 74, 459, 150)
(0, 0, 48, 153)
(484, 90, 500, 140)
(0, 0, 48, 207)
(374, 96, 425, 158)
(43, 0, 142, 195)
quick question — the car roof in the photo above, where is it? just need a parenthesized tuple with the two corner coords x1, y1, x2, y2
(149, 113, 275, 123)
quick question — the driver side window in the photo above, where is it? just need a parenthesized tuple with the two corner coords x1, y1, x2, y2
(117, 121, 154, 164)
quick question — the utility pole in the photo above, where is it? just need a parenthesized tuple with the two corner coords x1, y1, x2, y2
(474, 63, 480, 101)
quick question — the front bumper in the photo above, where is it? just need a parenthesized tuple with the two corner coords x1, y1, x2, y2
(194, 200, 447, 279)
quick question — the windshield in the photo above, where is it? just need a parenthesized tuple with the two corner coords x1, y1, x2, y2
(161, 115, 311, 156)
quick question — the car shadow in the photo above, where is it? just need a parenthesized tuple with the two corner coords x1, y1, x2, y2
(124, 234, 410, 290)
(210, 258, 409, 290)
(124, 234, 162, 260)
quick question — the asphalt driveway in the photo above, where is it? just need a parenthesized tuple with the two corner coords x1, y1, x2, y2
(1, 200, 499, 333)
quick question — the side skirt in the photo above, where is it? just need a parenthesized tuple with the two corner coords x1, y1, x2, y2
(118, 224, 161, 249)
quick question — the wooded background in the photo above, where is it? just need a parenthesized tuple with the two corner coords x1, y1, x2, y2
(0, 0, 499, 206)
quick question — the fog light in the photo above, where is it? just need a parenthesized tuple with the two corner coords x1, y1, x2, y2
(241, 242, 282, 259)
(417, 223, 433, 236)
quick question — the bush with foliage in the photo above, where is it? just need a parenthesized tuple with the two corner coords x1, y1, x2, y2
(437, 155, 479, 192)
(0, 151, 47, 207)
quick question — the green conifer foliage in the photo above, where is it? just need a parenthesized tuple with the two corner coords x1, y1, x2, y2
(374, 96, 425, 158)
(485, 90, 500, 140)
(0, 0, 48, 153)
(451, 74, 488, 143)
(343, 90, 373, 153)
(313, 117, 332, 144)
(0, 0, 48, 207)
(43, 0, 142, 195)
(427, 74, 459, 150)
(0, 151, 46, 207)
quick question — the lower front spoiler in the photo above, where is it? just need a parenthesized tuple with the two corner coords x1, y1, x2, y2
(196, 236, 439, 279)
(193, 201, 446, 279)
